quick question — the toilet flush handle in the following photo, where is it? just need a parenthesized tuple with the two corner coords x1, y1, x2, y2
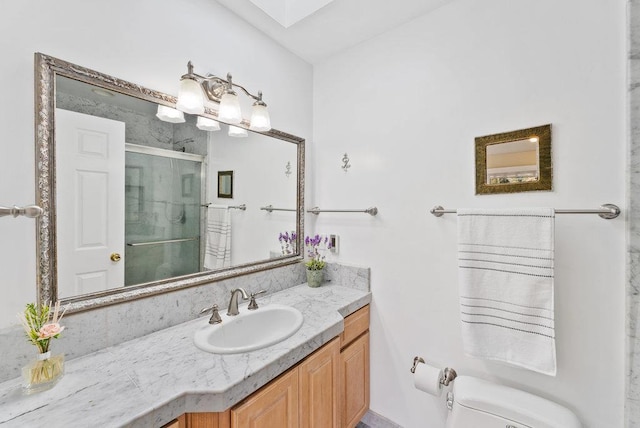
(446, 392, 454, 410)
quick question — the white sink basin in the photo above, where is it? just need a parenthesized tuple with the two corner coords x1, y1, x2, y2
(193, 304, 304, 354)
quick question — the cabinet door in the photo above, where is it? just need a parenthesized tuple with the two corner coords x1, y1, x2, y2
(340, 332, 370, 428)
(186, 411, 230, 428)
(232, 368, 299, 428)
(162, 419, 181, 428)
(299, 338, 340, 428)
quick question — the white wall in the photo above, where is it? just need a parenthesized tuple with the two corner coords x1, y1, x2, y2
(0, 0, 312, 327)
(313, 1, 626, 426)
(208, 130, 298, 264)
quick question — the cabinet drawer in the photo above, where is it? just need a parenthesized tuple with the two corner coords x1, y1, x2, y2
(340, 305, 369, 348)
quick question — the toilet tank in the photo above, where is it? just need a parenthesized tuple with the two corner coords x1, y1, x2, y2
(445, 376, 581, 428)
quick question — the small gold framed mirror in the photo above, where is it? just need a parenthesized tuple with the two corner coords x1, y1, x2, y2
(475, 124, 552, 195)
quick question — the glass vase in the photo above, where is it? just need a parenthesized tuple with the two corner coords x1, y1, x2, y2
(22, 351, 65, 394)
(306, 268, 324, 288)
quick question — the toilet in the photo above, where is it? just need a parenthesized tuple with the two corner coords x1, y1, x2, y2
(445, 376, 582, 428)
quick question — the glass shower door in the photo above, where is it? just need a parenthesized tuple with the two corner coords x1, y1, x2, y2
(124, 148, 203, 286)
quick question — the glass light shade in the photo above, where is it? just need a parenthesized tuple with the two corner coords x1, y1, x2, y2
(176, 78, 205, 114)
(249, 104, 271, 132)
(228, 125, 248, 138)
(196, 116, 221, 131)
(156, 105, 185, 123)
(218, 93, 242, 124)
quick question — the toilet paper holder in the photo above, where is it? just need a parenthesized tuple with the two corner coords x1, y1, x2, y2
(410, 356, 458, 386)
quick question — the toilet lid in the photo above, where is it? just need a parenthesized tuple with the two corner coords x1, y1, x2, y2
(452, 376, 581, 428)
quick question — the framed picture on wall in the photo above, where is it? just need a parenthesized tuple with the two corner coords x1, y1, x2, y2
(218, 170, 233, 199)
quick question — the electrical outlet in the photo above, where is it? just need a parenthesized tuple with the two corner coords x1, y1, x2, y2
(329, 234, 339, 254)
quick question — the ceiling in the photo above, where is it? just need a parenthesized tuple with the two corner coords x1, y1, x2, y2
(214, 0, 452, 64)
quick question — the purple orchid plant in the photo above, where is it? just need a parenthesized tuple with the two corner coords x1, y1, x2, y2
(305, 234, 332, 270)
(278, 231, 297, 255)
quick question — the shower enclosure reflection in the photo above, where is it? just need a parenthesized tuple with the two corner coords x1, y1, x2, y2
(124, 149, 203, 286)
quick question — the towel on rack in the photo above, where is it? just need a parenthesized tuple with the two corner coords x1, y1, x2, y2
(204, 206, 231, 270)
(457, 208, 556, 376)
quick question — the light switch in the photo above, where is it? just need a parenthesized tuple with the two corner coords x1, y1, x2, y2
(329, 234, 339, 254)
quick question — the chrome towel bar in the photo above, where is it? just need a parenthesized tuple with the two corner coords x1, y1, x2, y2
(127, 237, 199, 247)
(0, 204, 43, 218)
(202, 203, 246, 211)
(430, 203, 620, 220)
(307, 206, 378, 216)
(260, 205, 296, 212)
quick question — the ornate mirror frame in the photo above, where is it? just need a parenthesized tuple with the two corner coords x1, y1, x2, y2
(475, 124, 552, 195)
(34, 53, 304, 313)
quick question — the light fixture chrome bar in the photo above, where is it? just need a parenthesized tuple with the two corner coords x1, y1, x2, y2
(127, 237, 199, 247)
(0, 204, 43, 218)
(430, 203, 621, 220)
(186, 65, 263, 104)
(202, 203, 247, 211)
(261, 205, 296, 213)
(307, 206, 378, 216)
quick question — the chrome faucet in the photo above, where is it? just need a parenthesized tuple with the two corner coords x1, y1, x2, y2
(227, 288, 249, 316)
(200, 304, 222, 324)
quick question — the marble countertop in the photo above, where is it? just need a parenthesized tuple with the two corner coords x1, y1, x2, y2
(0, 284, 371, 427)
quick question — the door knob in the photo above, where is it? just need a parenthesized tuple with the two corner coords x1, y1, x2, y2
(110, 253, 122, 262)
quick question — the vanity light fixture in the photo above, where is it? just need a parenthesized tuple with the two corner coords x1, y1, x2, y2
(156, 105, 185, 123)
(228, 125, 248, 138)
(176, 61, 271, 131)
(196, 116, 221, 132)
(91, 88, 115, 97)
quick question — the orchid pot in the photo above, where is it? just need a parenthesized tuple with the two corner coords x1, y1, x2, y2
(306, 267, 324, 288)
(304, 234, 332, 288)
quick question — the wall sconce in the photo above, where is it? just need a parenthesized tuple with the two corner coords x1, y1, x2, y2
(196, 116, 221, 131)
(228, 125, 248, 138)
(176, 61, 271, 132)
(156, 105, 185, 123)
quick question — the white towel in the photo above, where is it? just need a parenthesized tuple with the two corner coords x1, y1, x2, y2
(457, 208, 556, 376)
(204, 207, 231, 270)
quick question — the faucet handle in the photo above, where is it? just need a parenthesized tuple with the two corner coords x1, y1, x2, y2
(248, 290, 267, 310)
(200, 304, 223, 324)
(200, 305, 216, 314)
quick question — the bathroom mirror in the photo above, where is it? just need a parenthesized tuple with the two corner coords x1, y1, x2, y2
(35, 53, 304, 312)
(475, 124, 552, 195)
(217, 171, 233, 199)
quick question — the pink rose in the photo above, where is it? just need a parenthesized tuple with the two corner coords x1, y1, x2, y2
(37, 323, 64, 340)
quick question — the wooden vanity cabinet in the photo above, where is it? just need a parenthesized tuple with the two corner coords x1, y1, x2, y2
(178, 305, 369, 428)
(232, 368, 300, 427)
(298, 336, 340, 427)
(339, 306, 370, 428)
(186, 411, 230, 428)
